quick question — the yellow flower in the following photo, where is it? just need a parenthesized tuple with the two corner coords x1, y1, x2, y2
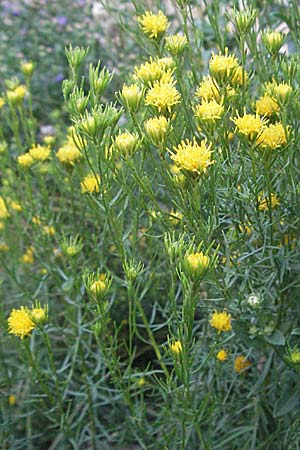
(258, 192, 280, 211)
(10, 201, 22, 212)
(193, 99, 224, 122)
(0, 197, 10, 219)
(144, 116, 169, 145)
(209, 311, 232, 333)
(169, 340, 182, 356)
(217, 349, 228, 361)
(232, 112, 267, 139)
(165, 33, 188, 55)
(42, 225, 55, 236)
(137, 377, 146, 387)
(169, 210, 183, 225)
(234, 355, 251, 373)
(262, 31, 285, 54)
(0, 97, 5, 109)
(265, 80, 292, 103)
(145, 78, 180, 113)
(90, 279, 107, 296)
(137, 10, 169, 39)
(256, 94, 280, 116)
(7, 85, 27, 105)
(171, 138, 214, 174)
(195, 76, 220, 101)
(8, 394, 17, 406)
(32, 216, 42, 225)
(134, 59, 163, 85)
(157, 57, 175, 71)
(56, 136, 82, 165)
(29, 144, 51, 162)
(30, 306, 48, 324)
(0, 242, 9, 252)
(114, 131, 139, 158)
(43, 135, 55, 145)
(184, 251, 210, 276)
(81, 173, 100, 194)
(7, 306, 35, 339)
(119, 84, 143, 111)
(256, 122, 288, 150)
(21, 61, 35, 77)
(209, 48, 239, 81)
(17, 153, 34, 168)
(21, 247, 34, 264)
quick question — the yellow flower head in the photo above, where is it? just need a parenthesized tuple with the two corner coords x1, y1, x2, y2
(256, 94, 280, 116)
(21, 247, 34, 264)
(196, 76, 220, 101)
(265, 80, 292, 103)
(30, 306, 48, 324)
(43, 135, 55, 145)
(185, 251, 210, 275)
(209, 311, 232, 333)
(10, 201, 22, 212)
(29, 144, 51, 162)
(21, 61, 35, 77)
(157, 57, 175, 71)
(232, 112, 267, 139)
(8, 394, 17, 406)
(0, 97, 5, 109)
(209, 48, 239, 81)
(217, 349, 228, 361)
(171, 138, 214, 174)
(81, 173, 100, 194)
(7, 307, 35, 339)
(193, 99, 224, 122)
(145, 78, 180, 113)
(90, 279, 107, 296)
(42, 225, 55, 236)
(119, 84, 143, 111)
(144, 115, 169, 144)
(0, 197, 10, 220)
(169, 210, 183, 225)
(114, 131, 139, 158)
(165, 33, 188, 55)
(56, 136, 82, 165)
(134, 59, 163, 85)
(234, 355, 251, 373)
(137, 10, 169, 39)
(7, 85, 27, 105)
(17, 153, 34, 168)
(256, 122, 288, 150)
(169, 340, 182, 356)
(258, 192, 280, 211)
(262, 31, 285, 54)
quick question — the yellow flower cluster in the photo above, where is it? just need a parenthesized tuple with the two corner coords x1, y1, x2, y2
(232, 113, 267, 139)
(81, 173, 101, 194)
(256, 94, 280, 116)
(165, 33, 187, 55)
(234, 356, 251, 373)
(217, 349, 228, 361)
(209, 48, 238, 81)
(7, 304, 47, 339)
(145, 76, 181, 113)
(171, 138, 213, 174)
(209, 311, 232, 333)
(137, 10, 169, 40)
(256, 123, 287, 149)
(56, 136, 82, 165)
(29, 144, 51, 162)
(194, 99, 224, 123)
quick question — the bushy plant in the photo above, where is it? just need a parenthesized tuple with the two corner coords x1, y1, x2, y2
(1, 1, 300, 449)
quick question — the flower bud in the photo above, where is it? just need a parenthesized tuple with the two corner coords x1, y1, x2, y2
(144, 115, 170, 146)
(114, 131, 140, 158)
(184, 251, 210, 278)
(165, 33, 188, 55)
(262, 31, 285, 55)
(7, 85, 27, 106)
(119, 84, 143, 112)
(21, 61, 35, 78)
(169, 340, 182, 357)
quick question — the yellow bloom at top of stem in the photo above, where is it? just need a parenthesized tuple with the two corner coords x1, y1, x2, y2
(210, 311, 232, 333)
(262, 31, 285, 54)
(256, 122, 288, 149)
(119, 83, 143, 112)
(184, 251, 210, 276)
(231, 112, 267, 139)
(137, 10, 169, 40)
(90, 279, 107, 296)
(169, 340, 182, 356)
(145, 78, 180, 114)
(7, 85, 27, 105)
(193, 99, 224, 122)
(196, 75, 221, 102)
(29, 144, 51, 162)
(256, 94, 280, 116)
(17, 153, 34, 168)
(43, 135, 56, 145)
(144, 115, 170, 145)
(114, 131, 140, 158)
(234, 355, 251, 373)
(56, 136, 82, 165)
(0, 97, 5, 109)
(21, 247, 34, 264)
(134, 59, 164, 85)
(0, 197, 10, 220)
(21, 61, 35, 78)
(258, 192, 280, 211)
(265, 80, 292, 103)
(7, 307, 35, 339)
(209, 48, 239, 82)
(171, 138, 214, 174)
(165, 33, 188, 55)
(217, 349, 228, 361)
(30, 304, 48, 325)
(81, 173, 101, 194)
